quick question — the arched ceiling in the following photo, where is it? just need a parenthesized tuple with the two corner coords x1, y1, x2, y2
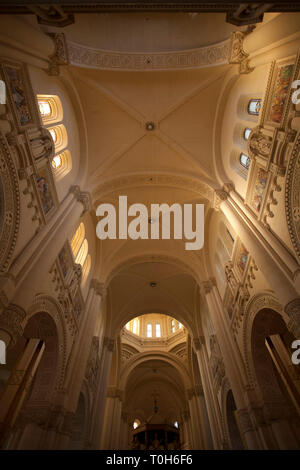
(48, 13, 240, 52)
(122, 356, 188, 422)
(106, 261, 199, 337)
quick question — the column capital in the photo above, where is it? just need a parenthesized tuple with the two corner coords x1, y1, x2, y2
(193, 336, 205, 351)
(103, 336, 115, 352)
(70, 185, 92, 214)
(90, 279, 107, 299)
(200, 278, 216, 295)
(213, 189, 228, 211)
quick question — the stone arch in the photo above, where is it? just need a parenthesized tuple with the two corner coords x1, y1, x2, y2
(26, 295, 68, 391)
(243, 292, 289, 390)
(0, 133, 20, 273)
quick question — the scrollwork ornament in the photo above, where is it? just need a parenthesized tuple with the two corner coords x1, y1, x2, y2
(285, 134, 300, 263)
(0, 132, 20, 273)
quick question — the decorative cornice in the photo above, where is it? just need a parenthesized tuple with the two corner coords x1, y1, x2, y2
(67, 38, 230, 72)
(285, 134, 300, 264)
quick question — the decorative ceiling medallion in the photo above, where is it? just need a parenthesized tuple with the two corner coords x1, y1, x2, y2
(67, 39, 230, 71)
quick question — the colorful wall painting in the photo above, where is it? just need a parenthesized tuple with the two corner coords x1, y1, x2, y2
(35, 168, 54, 215)
(270, 63, 294, 124)
(251, 167, 268, 213)
(4, 65, 32, 126)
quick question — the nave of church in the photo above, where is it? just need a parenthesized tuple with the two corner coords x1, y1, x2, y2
(0, 6, 300, 450)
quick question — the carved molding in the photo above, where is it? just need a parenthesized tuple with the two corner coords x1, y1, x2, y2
(228, 28, 255, 74)
(0, 303, 26, 346)
(70, 185, 92, 214)
(27, 295, 68, 391)
(67, 38, 230, 72)
(47, 33, 69, 76)
(285, 133, 300, 264)
(0, 131, 20, 273)
(284, 298, 300, 337)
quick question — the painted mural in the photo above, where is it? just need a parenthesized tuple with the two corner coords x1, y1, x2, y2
(35, 168, 54, 215)
(237, 243, 249, 274)
(270, 63, 294, 124)
(251, 167, 268, 213)
(58, 246, 71, 278)
(4, 65, 32, 126)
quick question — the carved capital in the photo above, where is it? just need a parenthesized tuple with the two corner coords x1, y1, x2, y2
(70, 185, 92, 214)
(103, 336, 115, 352)
(90, 279, 107, 299)
(213, 189, 228, 211)
(200, 280, 213, 295)
(235, 408, 254, 434)
(193, 336, 205, 351)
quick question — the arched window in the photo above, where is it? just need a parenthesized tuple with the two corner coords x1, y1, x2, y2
(132, 320, 137, 335)
(178, 322, 182, 329)
(75, 239, 88, 267)
(147, 323, 152, 338)
(70, 223, 91, 287)
(155, 323, 161, 338)
(71, 222, 85, 258)
(248, 99, 261, 116)
(243, 128, 251, 140)
(126, 322, 130, 330)
(240, 153, 251, 170)
(173, 421, 179, 429)
(37, 94, 71, 180)
(171, 319, 175, 333)
(81, 254, 91, 286)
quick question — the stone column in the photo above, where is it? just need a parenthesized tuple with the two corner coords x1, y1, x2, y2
(1, 186, 92, 312)
(88, 337, 115, 449)
(181, 410, 192, 450)
(63, 280, 106, 411)
(219, 193, 300, 336)
(200, 280, 262, 449)
(187, 386, 208, 449)
(99, 387, 123, 449)
(193, 338, 223, 449)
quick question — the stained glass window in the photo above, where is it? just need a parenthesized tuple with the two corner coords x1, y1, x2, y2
(244, 128, 251, 140)
(240, 153, 251, 170)
(248, 99, 261, 116)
